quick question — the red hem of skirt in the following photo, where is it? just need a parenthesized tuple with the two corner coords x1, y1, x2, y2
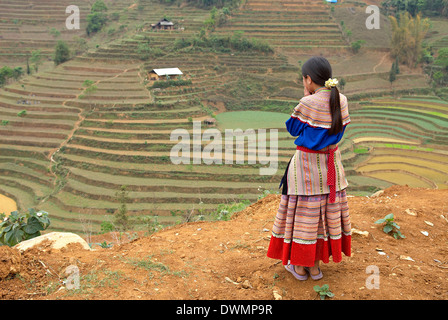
(266, 234, 351, 267)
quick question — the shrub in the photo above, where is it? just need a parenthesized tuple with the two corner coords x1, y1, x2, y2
(54, 40, 71, 65)
(174, 31, 273, 54)
(136, 42, 164, 60)
(86, 12, 108, 36)
(150, 79, 192, 89)
(114, 185, 131, 232)
(100, 220, 115, 234)
(351, 40, 365, 53)
(83, 79, 95, 87)
(91, 0, 107, 13)
(0, 209, 50, 247)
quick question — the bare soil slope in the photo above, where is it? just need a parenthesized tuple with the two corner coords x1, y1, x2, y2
(1, 185, 447, 300)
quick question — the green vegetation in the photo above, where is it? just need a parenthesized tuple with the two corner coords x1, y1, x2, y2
(0, 209, 50, 247)
(86, 0, 109, 36)
(30, 50, 43, 73)
(114, 185, 131, 232)
(17, 110, 27, 117)
(375, 213, 405, 239)
(0, 66, 24, 87)
(430, 47, 448, 86)
(382, 0, 448, 17)
(150, 79, 192, 89)
(174, 30, 274, 54)
(351, 39, 365, 54)
(389, 12, 431, 67)
(159, 0, 241, 9)
(54, 40, 71, 65)
(216, 111, 287, 130)
(313, 284, 334, 300)
(0, 0, 447, 235)
(211, 199, 251, 221)
(136, 40, 164, 60)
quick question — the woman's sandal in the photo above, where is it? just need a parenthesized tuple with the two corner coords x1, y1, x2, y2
(285, 264, 308, 281)
(304, 267, 323, 280)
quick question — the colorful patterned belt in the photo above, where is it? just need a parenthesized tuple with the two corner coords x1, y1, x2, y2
(296, 145, 338, 203)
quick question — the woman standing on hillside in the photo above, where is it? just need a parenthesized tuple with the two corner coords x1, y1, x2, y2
(267, 56, 352, 280)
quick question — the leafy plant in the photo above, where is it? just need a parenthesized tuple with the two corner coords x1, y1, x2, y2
(100, 220, 115, 234)
(17, 110, 27, 117)
(83, 79, 95, 87)
(314, 284, 334, 300)
(0, 209, 50, 247)
(98, 241, 113, 248)
(54, 40, 71, 65)
(375, 213, 405, 239)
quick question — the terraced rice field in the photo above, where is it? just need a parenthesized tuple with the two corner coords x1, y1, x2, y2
(0, 0, 293, 233)
(1, 0, 447, 235)
(215, 0, 347, 50)
(346, 97, 448, 192)
(0, 0, 89, 66)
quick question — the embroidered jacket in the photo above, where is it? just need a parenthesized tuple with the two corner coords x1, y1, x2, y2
(285, 87, 351, 150)
(283, 87, 350, 196)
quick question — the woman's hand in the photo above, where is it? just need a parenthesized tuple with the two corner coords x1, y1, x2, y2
(304, 86, 311, 96)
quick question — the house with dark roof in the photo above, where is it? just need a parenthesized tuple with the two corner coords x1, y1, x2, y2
(151, 18, 174, 30)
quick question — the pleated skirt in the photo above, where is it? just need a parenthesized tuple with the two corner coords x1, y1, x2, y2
(267, 190, 352, 267)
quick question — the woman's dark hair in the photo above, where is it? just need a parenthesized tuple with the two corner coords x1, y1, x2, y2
(301, 56, 343, 135)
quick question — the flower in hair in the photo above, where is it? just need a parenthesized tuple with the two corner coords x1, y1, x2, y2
(325, 78, 338, 89)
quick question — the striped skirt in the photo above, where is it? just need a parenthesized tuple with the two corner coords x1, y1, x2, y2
(267, 192, 351, 267)
(267, 146, 351, 267)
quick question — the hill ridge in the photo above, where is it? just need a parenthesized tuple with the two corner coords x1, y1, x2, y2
(1, 185, 448, 300)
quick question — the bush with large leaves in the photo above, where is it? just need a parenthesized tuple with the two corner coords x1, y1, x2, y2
(0, 209, 50, 247)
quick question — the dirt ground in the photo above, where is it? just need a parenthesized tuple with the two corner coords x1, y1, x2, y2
(1, 185, 447, 300)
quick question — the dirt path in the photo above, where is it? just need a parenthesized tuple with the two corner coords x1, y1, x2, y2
(36, 66, 141, 207)
(373, 53, 389, 73)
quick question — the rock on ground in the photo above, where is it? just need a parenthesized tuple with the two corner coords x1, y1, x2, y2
(14, 232, 91, 252)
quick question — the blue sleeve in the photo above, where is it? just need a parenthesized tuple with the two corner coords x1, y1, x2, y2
(285, 117, 306, 137)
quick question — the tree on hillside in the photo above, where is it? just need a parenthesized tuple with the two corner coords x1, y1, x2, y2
(30, 49, 43, 73)
(0, 66, 13, 87)
(351, 40, 365, 54)
(12, 67, 24, 81)
(54, 40, 71, 65)
(339, 78, 346, 92)
(114, 185, 131, 232)
(86, 12, 108, 36)
(159, 0, 241, 9)
(91, 0, 108, 13)
(431, 47, 448, 85)
(389, 12, 431, 67)
(382, 0, 448, 17)
(389, 60, 398, 87)
(86, 0, 108, 36)
(0, 66, 24, 87)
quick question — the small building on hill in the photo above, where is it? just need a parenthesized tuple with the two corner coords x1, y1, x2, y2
(204, 118, 217, 126)
(151, 18, 174, 31)
(148, 68, 183, 81)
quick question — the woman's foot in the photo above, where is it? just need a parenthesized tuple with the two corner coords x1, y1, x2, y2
(307, 266, 321, 276)
(294, 265, 307, 276)
(305, 266, 323, 280)
(285, 264, 308, 281)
